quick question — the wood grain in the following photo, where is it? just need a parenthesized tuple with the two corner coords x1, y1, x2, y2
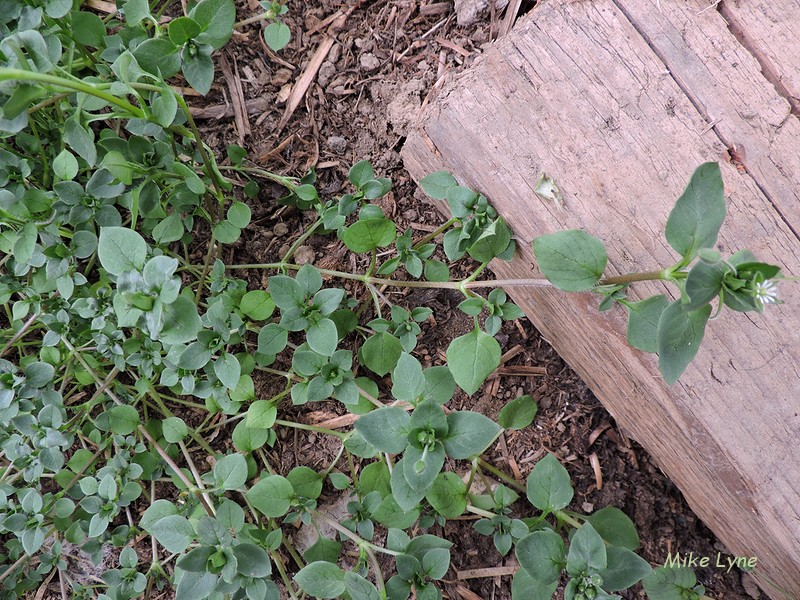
(402, 1, 800, 596)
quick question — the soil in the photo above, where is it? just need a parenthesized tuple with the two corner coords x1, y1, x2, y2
(47, 1, 757, 598)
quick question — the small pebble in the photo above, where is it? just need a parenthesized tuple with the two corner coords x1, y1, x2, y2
(294, 245, 315, 265)
(273, 222, 289, 237)
(278, 244, 291, 257)
(327, 136, 347, 154)
(318, 61, 336, 87)
(360, 52, 380, 71)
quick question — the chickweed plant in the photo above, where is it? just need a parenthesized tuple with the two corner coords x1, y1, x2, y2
(0, 1, 782, 599)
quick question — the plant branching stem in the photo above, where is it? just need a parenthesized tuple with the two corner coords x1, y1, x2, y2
(61, 338, 216, 516)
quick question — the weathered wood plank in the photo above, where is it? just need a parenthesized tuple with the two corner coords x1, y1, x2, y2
(401, 0, 800, 596)
(720, 0, 800, 114)
(613, 0, 800, 242)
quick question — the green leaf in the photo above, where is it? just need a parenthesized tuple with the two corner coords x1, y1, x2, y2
(355, 407, 411, 454)
(213, 219, 241, 244)
(526, 453, 573, 512)
(642, 566, 698, 600)
(175, 571, 217, 600)
(372, 496, 421, 529)
(349, 160, 375, 188)
(511, 567, 559, 600)
(665, 162, 725, 260)
(122, 0, 152, 26)
(304, 536, 342, 564)
(586, 506, 639, 550)
(264, 22, 291, 51)
(468, 217, 512, 263)
(390, 458, 426, 511)
(232, 421, 270, 452)
(361, 332, 403, 376)
(344, 571, 381, 600)
(247, 475, 294, 517)
(227, 201, 251, 228)
(446, 327, 501, 395)
(497, 395, 538, 430)
(53, 149, 78, 181)
(160, 296, 202, 345)
(64, 117, 96, 166)
(45, 0, 71, 17)
(287, 466, 323, 499)
(98, 227, 147, 276)
(246, 400, 277, 429)
(684, 260, 726, 310)
(625, 295, 669, 354)
(269, 275, 304, 310)
(190, 0, 236, 49)
(214, 352, 241, 389)
(109, 405, 139, 435)
(566, 523, 606, 576)
(422, 547, 450, 580)
(13, 223, 37, 266)
(426, 472, 467, 517)
(133, 38, 181, 78)
(657, 301, 712, 385)
(150, 515, 194, 554)
(532, 230, 607, 292)
(162, 416, 188, 443)
(391, 352, 425, 402)
(442, 411, 500, 459)
(422, 259, 449, 284)
(257, 323, 288, 355)
(599, 546, 652, 591)
(306, 318, 338, 356)
(233, 543, 271, 577)
(240, 290, 275, 321)
(168, 17, 202, 45)
(421, 366, 455, 405)
(213, 453, 248, 490)
(402, 443, 444, 493)
(420, 171, 458, 199)
(343, 218, 396, 253)
(295, 562, 346, 599)
(152, 213, 184, 244)
(182, 51, 215, 95)
(515, 530, 565, 584)
(72, 11, 107, 47)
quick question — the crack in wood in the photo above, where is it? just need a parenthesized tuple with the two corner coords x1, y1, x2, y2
(610, 0, 800, 243)
(718, 3, 800, 118)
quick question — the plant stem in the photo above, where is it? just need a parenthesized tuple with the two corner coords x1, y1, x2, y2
(274, 419, 347, 440)
(466, 505, 496, 519)
(226, 262, 556, 290)
(599, 269, 667, 286)
(555, 510, 583, 529)
(0, 311, 40, 357)
(280, 219, 323, 264)
(219, 164, 298, 188)
(0, 69, 145, 117)
(413, 217, 458, 249)
(313, 511, 395, 555)
(477, 458, 525, 493)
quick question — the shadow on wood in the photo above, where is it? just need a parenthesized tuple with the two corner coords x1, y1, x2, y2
(402, 0, 800, 597)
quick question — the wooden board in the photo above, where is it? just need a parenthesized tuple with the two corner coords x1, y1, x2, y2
(401, 0, 800, 596)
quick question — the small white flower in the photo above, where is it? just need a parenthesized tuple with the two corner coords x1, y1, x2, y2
(754, 279, 779, 308)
